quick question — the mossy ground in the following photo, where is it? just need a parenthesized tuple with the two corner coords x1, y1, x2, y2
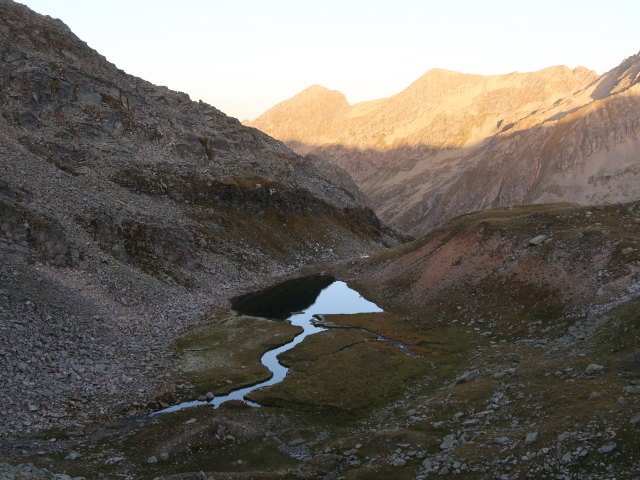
(248, 327, 432, 413)
(171, 314, 301, 400)
(15, 306, 481, 479)
(318, 311, 474, 359)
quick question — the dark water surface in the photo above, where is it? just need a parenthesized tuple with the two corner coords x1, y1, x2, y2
(159, 275, 382, 413)
(231, 274, 335, 320)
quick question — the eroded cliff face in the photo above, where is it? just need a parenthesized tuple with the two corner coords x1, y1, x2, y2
(250, 54, 640, 236)
(0, 0, 397, 435)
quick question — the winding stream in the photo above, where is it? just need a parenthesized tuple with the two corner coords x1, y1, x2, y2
(159, 276, 383, 413)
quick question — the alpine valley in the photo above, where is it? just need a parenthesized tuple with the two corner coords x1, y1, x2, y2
(1, 1, 639, 480)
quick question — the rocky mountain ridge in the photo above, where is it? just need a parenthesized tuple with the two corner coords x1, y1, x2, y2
(250, 53, 640, 235)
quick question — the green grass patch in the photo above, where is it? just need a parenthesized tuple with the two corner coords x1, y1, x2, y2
(173, 314, 301, 399)
(248, 328, 432, 414)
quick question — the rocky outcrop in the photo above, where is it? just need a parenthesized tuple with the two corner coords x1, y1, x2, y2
(250, 54, 640, 235)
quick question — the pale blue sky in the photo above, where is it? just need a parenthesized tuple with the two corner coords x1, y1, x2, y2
(20, 0, 640, 120)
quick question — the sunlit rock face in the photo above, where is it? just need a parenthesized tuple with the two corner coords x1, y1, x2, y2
(251, 54, 640, 235)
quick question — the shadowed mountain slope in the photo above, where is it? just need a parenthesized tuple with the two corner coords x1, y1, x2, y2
(0, 0, 398, 436)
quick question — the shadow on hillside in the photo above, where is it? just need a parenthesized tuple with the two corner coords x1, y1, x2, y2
(285, 91, 640, 236)
(591, 53, 640, 100)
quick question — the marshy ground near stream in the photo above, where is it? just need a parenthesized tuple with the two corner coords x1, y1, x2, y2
(159, 276, 385, 411)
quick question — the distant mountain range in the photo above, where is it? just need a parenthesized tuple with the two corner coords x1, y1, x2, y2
(250, 54, 640, 235)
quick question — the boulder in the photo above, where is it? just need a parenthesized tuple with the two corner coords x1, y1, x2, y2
(528, 235, 549, 246)
(597, 442, 617, 453)
(584, 364, 604, 375)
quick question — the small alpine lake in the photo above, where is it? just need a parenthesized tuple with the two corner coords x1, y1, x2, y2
(160, 275, 392, 412)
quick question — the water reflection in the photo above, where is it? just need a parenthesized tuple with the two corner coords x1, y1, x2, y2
(231, 274, 335, 320)
(159, 276, 382, 413)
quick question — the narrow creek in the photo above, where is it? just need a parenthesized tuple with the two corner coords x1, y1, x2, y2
(159, 275, 388, 413)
